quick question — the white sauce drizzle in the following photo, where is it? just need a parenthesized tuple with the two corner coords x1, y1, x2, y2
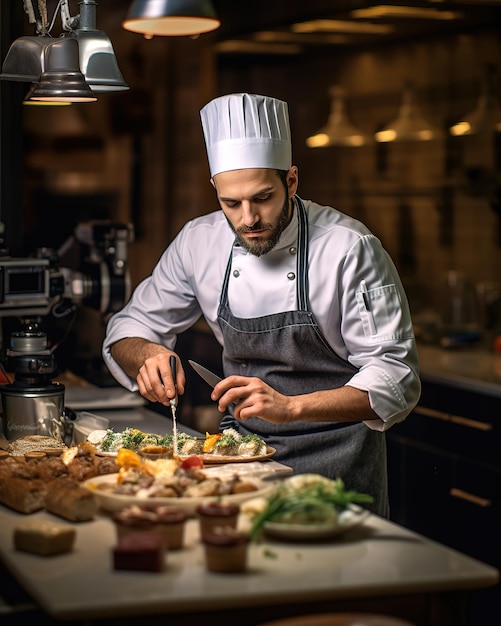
(171, 402, 178, 457)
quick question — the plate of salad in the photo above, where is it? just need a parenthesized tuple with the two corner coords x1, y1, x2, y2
(242, 473, 373, 541)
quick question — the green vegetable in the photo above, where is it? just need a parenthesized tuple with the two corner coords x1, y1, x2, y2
(98, 428, 162, 452)
(213, 433, 238, 450)
(248, 476, 373, 539)
(158, 432, 197, 447)
(240, 434, 263, 444)
(98, 429, 119, 452)
(121, 428, 150, 449)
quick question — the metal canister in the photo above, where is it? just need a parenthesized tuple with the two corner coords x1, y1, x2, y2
(0, 382, 65, 441)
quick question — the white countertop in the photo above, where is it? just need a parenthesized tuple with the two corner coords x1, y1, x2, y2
(0, 407, 499, 624)
(0, 506, 498, 622)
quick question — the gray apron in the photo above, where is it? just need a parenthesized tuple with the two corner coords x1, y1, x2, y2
(217, 196, 388, 517)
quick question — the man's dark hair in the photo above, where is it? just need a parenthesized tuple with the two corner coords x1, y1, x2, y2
(276, 169, 288, 191)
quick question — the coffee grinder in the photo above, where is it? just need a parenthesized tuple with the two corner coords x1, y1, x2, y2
(0, 322, 66, 441)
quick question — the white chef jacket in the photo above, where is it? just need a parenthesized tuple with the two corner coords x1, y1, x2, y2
(103, 198, 421, 431)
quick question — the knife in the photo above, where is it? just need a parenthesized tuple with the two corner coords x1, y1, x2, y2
(188, 360, 222, 389)
(169, 355, 178, 414)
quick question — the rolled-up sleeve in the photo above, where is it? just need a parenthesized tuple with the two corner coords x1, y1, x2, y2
(337, 235, 421, 431)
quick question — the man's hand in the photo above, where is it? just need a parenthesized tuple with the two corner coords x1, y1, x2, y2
(110, 338, 185, 406)
(211, 375, 376, 424)
(211, 376, 293, 423)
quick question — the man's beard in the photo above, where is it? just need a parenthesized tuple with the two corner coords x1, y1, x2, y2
(227, 195, 291, 257)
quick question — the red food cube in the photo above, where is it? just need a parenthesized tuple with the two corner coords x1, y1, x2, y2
(112, 531, 165, 572)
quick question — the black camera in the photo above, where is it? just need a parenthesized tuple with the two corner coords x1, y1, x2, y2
(0, 257, 64, 318)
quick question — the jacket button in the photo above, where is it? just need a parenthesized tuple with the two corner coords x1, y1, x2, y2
(289, 246, 297, 255)
(287, 272, 296, 281)
(233, 269, 240, 277)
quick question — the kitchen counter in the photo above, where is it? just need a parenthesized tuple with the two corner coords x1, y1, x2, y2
(417, 344, 501, 397)
(0, 408, 498, 626)
(0, 498, 498, 626)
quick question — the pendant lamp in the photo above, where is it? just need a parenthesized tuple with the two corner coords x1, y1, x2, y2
(122, 0, 221, 37)
(65, 0, 129, 92)
(0, 0, 127, 97)
(375, 84, 439, 142)
(449, 66, 501, 136)
(0, 35, 55, 83)
(26, 37, 96, 103)
(306, 86, 370, 148)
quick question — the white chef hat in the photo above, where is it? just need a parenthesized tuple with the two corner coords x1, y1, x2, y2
(200, 93, 292, 177)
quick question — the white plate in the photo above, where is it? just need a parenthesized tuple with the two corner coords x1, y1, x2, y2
(262, 504, 371, 541)
(82, 473, 273, 516)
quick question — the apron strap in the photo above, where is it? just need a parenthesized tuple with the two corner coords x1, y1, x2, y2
(220, 245, 233, 307)
(295, 195, 309, 312)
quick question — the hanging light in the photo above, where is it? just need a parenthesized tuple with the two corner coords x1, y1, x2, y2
(26, 37, 96, 103)
(0, 0, 127, 99)
(63, 0, 129, 92)
(375, 84, 439, 142)
(0, 35, 56, 83)
(122, 0, 221, 37)
(306, 86, 370, 148)
(449, 65, 501, 136)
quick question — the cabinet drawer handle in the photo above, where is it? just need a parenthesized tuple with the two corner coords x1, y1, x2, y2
(414, 406, 492, 432)
(449, 488, 492, 508)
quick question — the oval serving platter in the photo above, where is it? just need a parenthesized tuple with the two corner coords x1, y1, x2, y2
(82, 473, 273, 516)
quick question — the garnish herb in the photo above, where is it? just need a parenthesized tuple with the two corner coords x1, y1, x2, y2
(249, 478, 373, 539)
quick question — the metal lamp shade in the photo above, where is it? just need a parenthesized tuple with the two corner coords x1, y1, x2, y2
(0, 36, 56, 82)
(26, 38, 96, 103)
(306, 87, 371, 148)
(68, 30, 128, 92)
(375, 88, 439, 142)
(123, 0, 220, 36)
(69, 0, 128, 92)
(27, 71, 96, 102)
(449, 66, 501, 136)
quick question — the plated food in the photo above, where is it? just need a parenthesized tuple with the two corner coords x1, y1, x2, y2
(243, 474, 373, 541)
(262, 505, 370, 540)
(88, 428, 162, 455)
(84, 448, 272, 515)
(88, 427, 274, 463)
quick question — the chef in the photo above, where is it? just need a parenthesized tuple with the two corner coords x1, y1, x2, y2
(103, 93, 421, 516)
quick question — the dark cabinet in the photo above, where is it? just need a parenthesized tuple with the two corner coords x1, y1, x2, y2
(386, 378, 501, 625)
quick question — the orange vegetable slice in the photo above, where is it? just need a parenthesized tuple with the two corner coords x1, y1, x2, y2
(203, 432, 222, 453)
(116, 448, 142, 468)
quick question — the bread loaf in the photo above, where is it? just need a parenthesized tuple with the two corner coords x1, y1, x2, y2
(0, 476, 45, 513)
(44, 477, 97, 522)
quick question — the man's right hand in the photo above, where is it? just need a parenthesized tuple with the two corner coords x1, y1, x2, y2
(110, 338, 185, 406)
